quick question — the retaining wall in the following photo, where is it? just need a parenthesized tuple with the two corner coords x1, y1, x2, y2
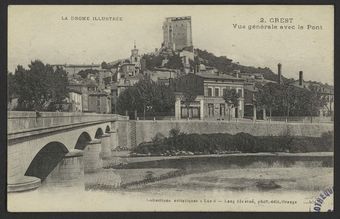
(130, 120, 333, 147)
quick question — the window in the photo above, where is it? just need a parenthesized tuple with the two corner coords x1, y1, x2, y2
(237, 89, 241, 96)
(181, 107, 188, 118)
(215, 88, 219, 97)
(192, 108, 199, 118)
(222, 88, 226, 96)
(208, 104, 214, 116)
(220, 104, 225, 116)
(208, 88, 212, 97)
(182, 107, 200, 119)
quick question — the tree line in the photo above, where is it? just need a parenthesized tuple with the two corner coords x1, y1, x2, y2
(7, 60, 327, 119)
(8, 60, 69, 111)
(255, 82, 327, 120)
(116, 76, 175, 117)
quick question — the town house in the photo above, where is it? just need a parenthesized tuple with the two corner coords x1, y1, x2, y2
(172, 72, 245, 120)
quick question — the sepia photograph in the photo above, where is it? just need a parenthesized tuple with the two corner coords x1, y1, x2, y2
(7, 5, 334, 212)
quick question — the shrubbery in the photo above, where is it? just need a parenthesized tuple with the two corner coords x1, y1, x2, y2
(131, 129, 334, 155)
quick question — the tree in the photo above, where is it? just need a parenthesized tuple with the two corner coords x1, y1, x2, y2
(47, 66, 69, 111)
(194, 48, 286, 82)
(142, 54, 163, 70)
(7, 72, 17, 103)
(164, 54, 184, 70)
(135, 77, 158, 118)
(101, 61, 109, 69)
(77, 69, 99, 79)
(255, 82, 281, 119)
(255, 81, 327, 121)
(13, 60, 68, 111)
(281, 83, 310, 118)
(195, 49, 232, 73)
(117, 86, 141, 115)
(223, 89, 241, 120)
(281, 82, 296, 119)
(116, 77, 175, 117)
(169, 128, 181, 149)
(305, 85, 327, 122)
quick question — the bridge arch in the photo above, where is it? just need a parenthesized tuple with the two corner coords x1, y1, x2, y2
(105, 125, 111, 133)
(75, 132, 92, 150)
(25, 141, 68, 180)
(95, 128, 104, 138)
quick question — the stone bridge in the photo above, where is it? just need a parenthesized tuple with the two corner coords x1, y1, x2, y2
(7, 111, 129, 192)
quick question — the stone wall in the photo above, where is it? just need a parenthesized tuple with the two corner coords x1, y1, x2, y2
(116, 120, 131, 148)
(129, 120, 333, 146)
(7, 111, 127, 133)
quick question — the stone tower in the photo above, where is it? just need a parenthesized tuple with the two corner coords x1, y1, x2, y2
(162, 16, 193, 51)
(130, 41, 141, 69)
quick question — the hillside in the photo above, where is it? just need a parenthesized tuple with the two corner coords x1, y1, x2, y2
(142, 48, 286, 82)
(195, 49, 284, 82)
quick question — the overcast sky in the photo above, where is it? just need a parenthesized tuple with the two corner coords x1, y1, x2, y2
(8, 5, 333, 84)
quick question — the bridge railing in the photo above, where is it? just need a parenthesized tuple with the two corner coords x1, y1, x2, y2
(7, 111, 128, 134)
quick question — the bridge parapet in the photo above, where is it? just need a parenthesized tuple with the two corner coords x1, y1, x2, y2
(8, 111, 128, 136)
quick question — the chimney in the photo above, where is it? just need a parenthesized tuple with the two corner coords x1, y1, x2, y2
(277, 63, 282, 84)
(299, 71, 303, 86)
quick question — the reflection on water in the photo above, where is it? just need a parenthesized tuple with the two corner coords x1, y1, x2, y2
(8, 154, 333, 212)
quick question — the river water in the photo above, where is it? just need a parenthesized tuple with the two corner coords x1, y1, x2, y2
(8, 153, 334, 212)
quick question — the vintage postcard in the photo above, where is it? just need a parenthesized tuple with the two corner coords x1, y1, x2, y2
(7, 5, 334, 212)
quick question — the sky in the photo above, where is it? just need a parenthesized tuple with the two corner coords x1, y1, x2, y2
(8, 5, 334, 84)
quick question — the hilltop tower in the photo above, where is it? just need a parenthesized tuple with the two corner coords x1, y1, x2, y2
(162, 16, 193, 51)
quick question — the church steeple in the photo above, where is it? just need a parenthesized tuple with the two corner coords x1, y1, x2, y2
(131, 40, 138, 56)
(130, 41, 141, 69)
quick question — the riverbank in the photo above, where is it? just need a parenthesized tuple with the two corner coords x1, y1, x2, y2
(8, 166, 333, 212)
(85, 152, 333, 191)
(8, 152, 333, 212)
(107, 151, 333, 165)
(133, 167, 332, 193)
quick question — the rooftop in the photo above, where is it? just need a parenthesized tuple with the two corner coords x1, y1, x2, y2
(52, 64, 100, 68)
(68, 88, 82, 94)
(68, 79, 97, 87)
(196, 72, 244, 81)
(153, 67, 178, 72)
(165, 16, 191, 22)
